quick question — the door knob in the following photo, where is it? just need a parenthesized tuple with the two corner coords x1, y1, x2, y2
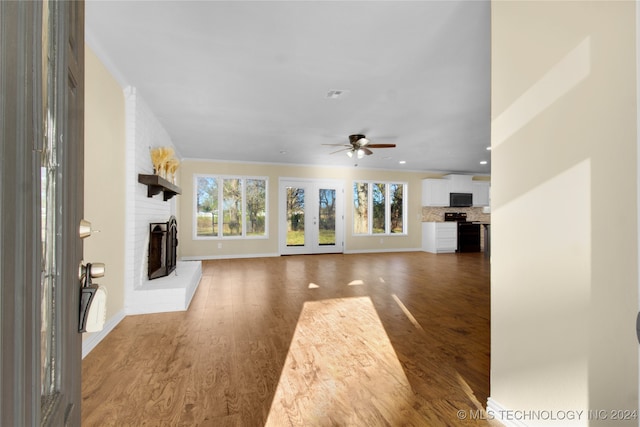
(79, 262, 105, 281)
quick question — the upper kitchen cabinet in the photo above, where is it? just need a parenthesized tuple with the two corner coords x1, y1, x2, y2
(422, 179, 451, 206)
(443, 174, 474, 193)
(472, 181, 491, 206)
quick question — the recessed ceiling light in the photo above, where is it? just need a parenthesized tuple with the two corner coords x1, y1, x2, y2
(480, 160, 488, 165)
(279, 150, 287, 155)
(399, 160, 407, 164)
(486, 146, 492, 150)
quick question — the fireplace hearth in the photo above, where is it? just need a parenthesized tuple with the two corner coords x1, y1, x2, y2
(148, 216, 178, 280)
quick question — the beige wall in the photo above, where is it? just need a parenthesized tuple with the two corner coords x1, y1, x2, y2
(491, 1, 637, 424)
(178, 160, 447, 258)
(83, 46, 126, 335)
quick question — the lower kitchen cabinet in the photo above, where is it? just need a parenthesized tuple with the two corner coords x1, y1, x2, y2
(422, 222, 457, 253)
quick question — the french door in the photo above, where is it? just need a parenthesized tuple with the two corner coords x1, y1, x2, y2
(279, 179, 344, 255)
(1, 1, 84, 425)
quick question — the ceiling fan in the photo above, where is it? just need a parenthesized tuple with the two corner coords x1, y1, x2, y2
(324, 134, 396, 159)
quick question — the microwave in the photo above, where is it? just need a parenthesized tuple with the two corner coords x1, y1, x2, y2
(450, 192, 473, 207)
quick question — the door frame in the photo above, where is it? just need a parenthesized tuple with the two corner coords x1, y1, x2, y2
(636, 0, 640, 412)
(278, 178, 345, 255)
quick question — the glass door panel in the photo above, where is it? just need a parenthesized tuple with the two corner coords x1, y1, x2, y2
(318, 188, 336, 246)
(286, 187, 305, 247)
(280, 180, 343, 255)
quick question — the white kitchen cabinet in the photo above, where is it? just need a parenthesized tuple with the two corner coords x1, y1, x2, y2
(472, 181, 491, 207)
(422, 222, 457, 253)
(421, 179, 450, 206)
(443, 174, 473, 193)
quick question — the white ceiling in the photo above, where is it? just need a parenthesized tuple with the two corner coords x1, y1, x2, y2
(86, 0, 491, 174)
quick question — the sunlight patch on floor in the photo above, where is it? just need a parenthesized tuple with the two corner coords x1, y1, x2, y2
(347, 279, 364, 286)
(392, 293, 425, 332)
(265, 296, 424, 426)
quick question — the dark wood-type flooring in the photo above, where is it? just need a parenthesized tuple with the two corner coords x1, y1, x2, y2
(82, 252, 499, 426)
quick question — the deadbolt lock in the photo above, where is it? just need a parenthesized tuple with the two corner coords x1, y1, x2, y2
(79, 219, 92, 239)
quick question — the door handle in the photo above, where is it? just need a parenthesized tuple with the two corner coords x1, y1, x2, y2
(78, 262, 107, 333)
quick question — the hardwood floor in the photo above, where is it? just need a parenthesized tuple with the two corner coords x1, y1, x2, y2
(82, 252, 499, 426)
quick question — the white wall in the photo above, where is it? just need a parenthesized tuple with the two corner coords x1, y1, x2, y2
(123, 87, 179, 312)
(490, 2, 638, 426)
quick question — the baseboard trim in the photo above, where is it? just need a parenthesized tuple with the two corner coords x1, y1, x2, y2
(82, 309, 126, 359)
(344, 248, 422, 254)
(183, 249, 423, 259)
(181, 252, 280, 261)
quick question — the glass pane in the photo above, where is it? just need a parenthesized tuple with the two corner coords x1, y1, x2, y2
(196, 176, 218, 236)
(372, 183, 386, 234)
(318, 189, 336, 246)
(245, 179, 266, 237)
(41, 1, 57, 404)
(390, 183, 404, 233)
(223, 178, 243, 236)
(286, 187, 304, 246)
(353, 182, 368, 234)
(41, 159, 56, 400)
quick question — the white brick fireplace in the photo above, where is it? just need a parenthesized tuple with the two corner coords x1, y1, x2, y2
(123, 87, 201, 315)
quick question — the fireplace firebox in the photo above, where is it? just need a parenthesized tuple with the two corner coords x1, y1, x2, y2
(148, 216, 178, 280)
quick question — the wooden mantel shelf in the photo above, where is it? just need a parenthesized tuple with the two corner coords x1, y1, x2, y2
(138, 174, 181, 201)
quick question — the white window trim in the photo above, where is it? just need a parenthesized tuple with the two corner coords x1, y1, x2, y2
(193, 174, 269, 240)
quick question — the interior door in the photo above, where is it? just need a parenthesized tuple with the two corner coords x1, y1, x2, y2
(279, 179, 344, 255)
(1, 1, 85, 425)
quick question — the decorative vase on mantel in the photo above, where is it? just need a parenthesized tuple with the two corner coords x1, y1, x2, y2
(149, 146, 179, 183)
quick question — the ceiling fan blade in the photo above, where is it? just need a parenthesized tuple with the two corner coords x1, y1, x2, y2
(367, 143, 396, 148)
(362, 147, 373, 156)
(329, 147, 351, 155)
(322, 143, 350, 147)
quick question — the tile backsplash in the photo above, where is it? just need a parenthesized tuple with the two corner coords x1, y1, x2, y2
(421, 206, 491, 223)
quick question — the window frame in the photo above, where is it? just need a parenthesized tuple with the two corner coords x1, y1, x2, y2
(352, 180, 408, 236)
(193, 174, 268, 240)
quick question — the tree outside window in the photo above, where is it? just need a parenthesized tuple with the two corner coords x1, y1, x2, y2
(223, 178, 242, 236)
(372, 183, 386, 234)
(353, 182, 368, 234)
(390, 183, 404, 233)
(195, 175, 267, 238)
(246, 179, 266, 236)
(196, 176, 218, 236)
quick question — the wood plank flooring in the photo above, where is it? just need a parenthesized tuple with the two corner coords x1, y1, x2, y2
(82, 252, 499, 426)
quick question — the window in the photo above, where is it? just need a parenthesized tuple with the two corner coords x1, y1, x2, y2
(353, 181, 406, 235)
(195, 175, 267, 238)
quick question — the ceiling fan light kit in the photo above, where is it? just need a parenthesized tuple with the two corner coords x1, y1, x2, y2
(323, 133, 397, 160)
